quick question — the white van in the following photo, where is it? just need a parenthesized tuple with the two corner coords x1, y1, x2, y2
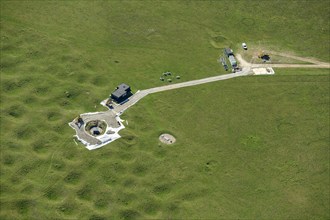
(242, 43, 247, 50)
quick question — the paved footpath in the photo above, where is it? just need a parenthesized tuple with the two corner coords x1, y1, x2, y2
(71, 52, 330, 149)
(114, 52, 330, 115)
(113, 67, 252, 114)
(71, 69, 253, 149)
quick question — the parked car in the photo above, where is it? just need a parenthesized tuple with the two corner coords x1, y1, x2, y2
(242, 42, 247, 50)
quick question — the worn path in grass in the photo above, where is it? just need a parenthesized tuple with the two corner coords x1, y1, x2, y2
(236, 53, 330, 68)
(113, 67, 252, 114)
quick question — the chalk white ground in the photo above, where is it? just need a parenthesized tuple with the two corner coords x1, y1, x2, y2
(69, 112, 125, 150)
(253, 67, 275, 75)
(159, 134, 176, 144)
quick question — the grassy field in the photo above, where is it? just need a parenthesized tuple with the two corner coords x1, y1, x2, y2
(1, 1, 329, 219)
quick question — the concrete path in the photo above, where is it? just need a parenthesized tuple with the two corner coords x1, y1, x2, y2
(114, 52, 330, 115)
(113, 67, 252, 114)
(70, 69, 253, 149)
(71, 52, 330, 149)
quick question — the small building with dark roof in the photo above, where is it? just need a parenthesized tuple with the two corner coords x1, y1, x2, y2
(224, 48, 234, 57)
(111, 83, 132, 103)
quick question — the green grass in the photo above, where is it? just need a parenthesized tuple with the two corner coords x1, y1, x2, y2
(1, 1, 329, 219)
(275, 68, 330, 76)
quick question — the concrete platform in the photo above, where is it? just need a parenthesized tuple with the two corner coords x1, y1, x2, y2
(252, 67, 275, 75)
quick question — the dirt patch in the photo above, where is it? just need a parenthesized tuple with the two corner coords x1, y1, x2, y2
(159, 134, 176, 145)
(236, 53, 330, 69)
(236, 44, 330, 66)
